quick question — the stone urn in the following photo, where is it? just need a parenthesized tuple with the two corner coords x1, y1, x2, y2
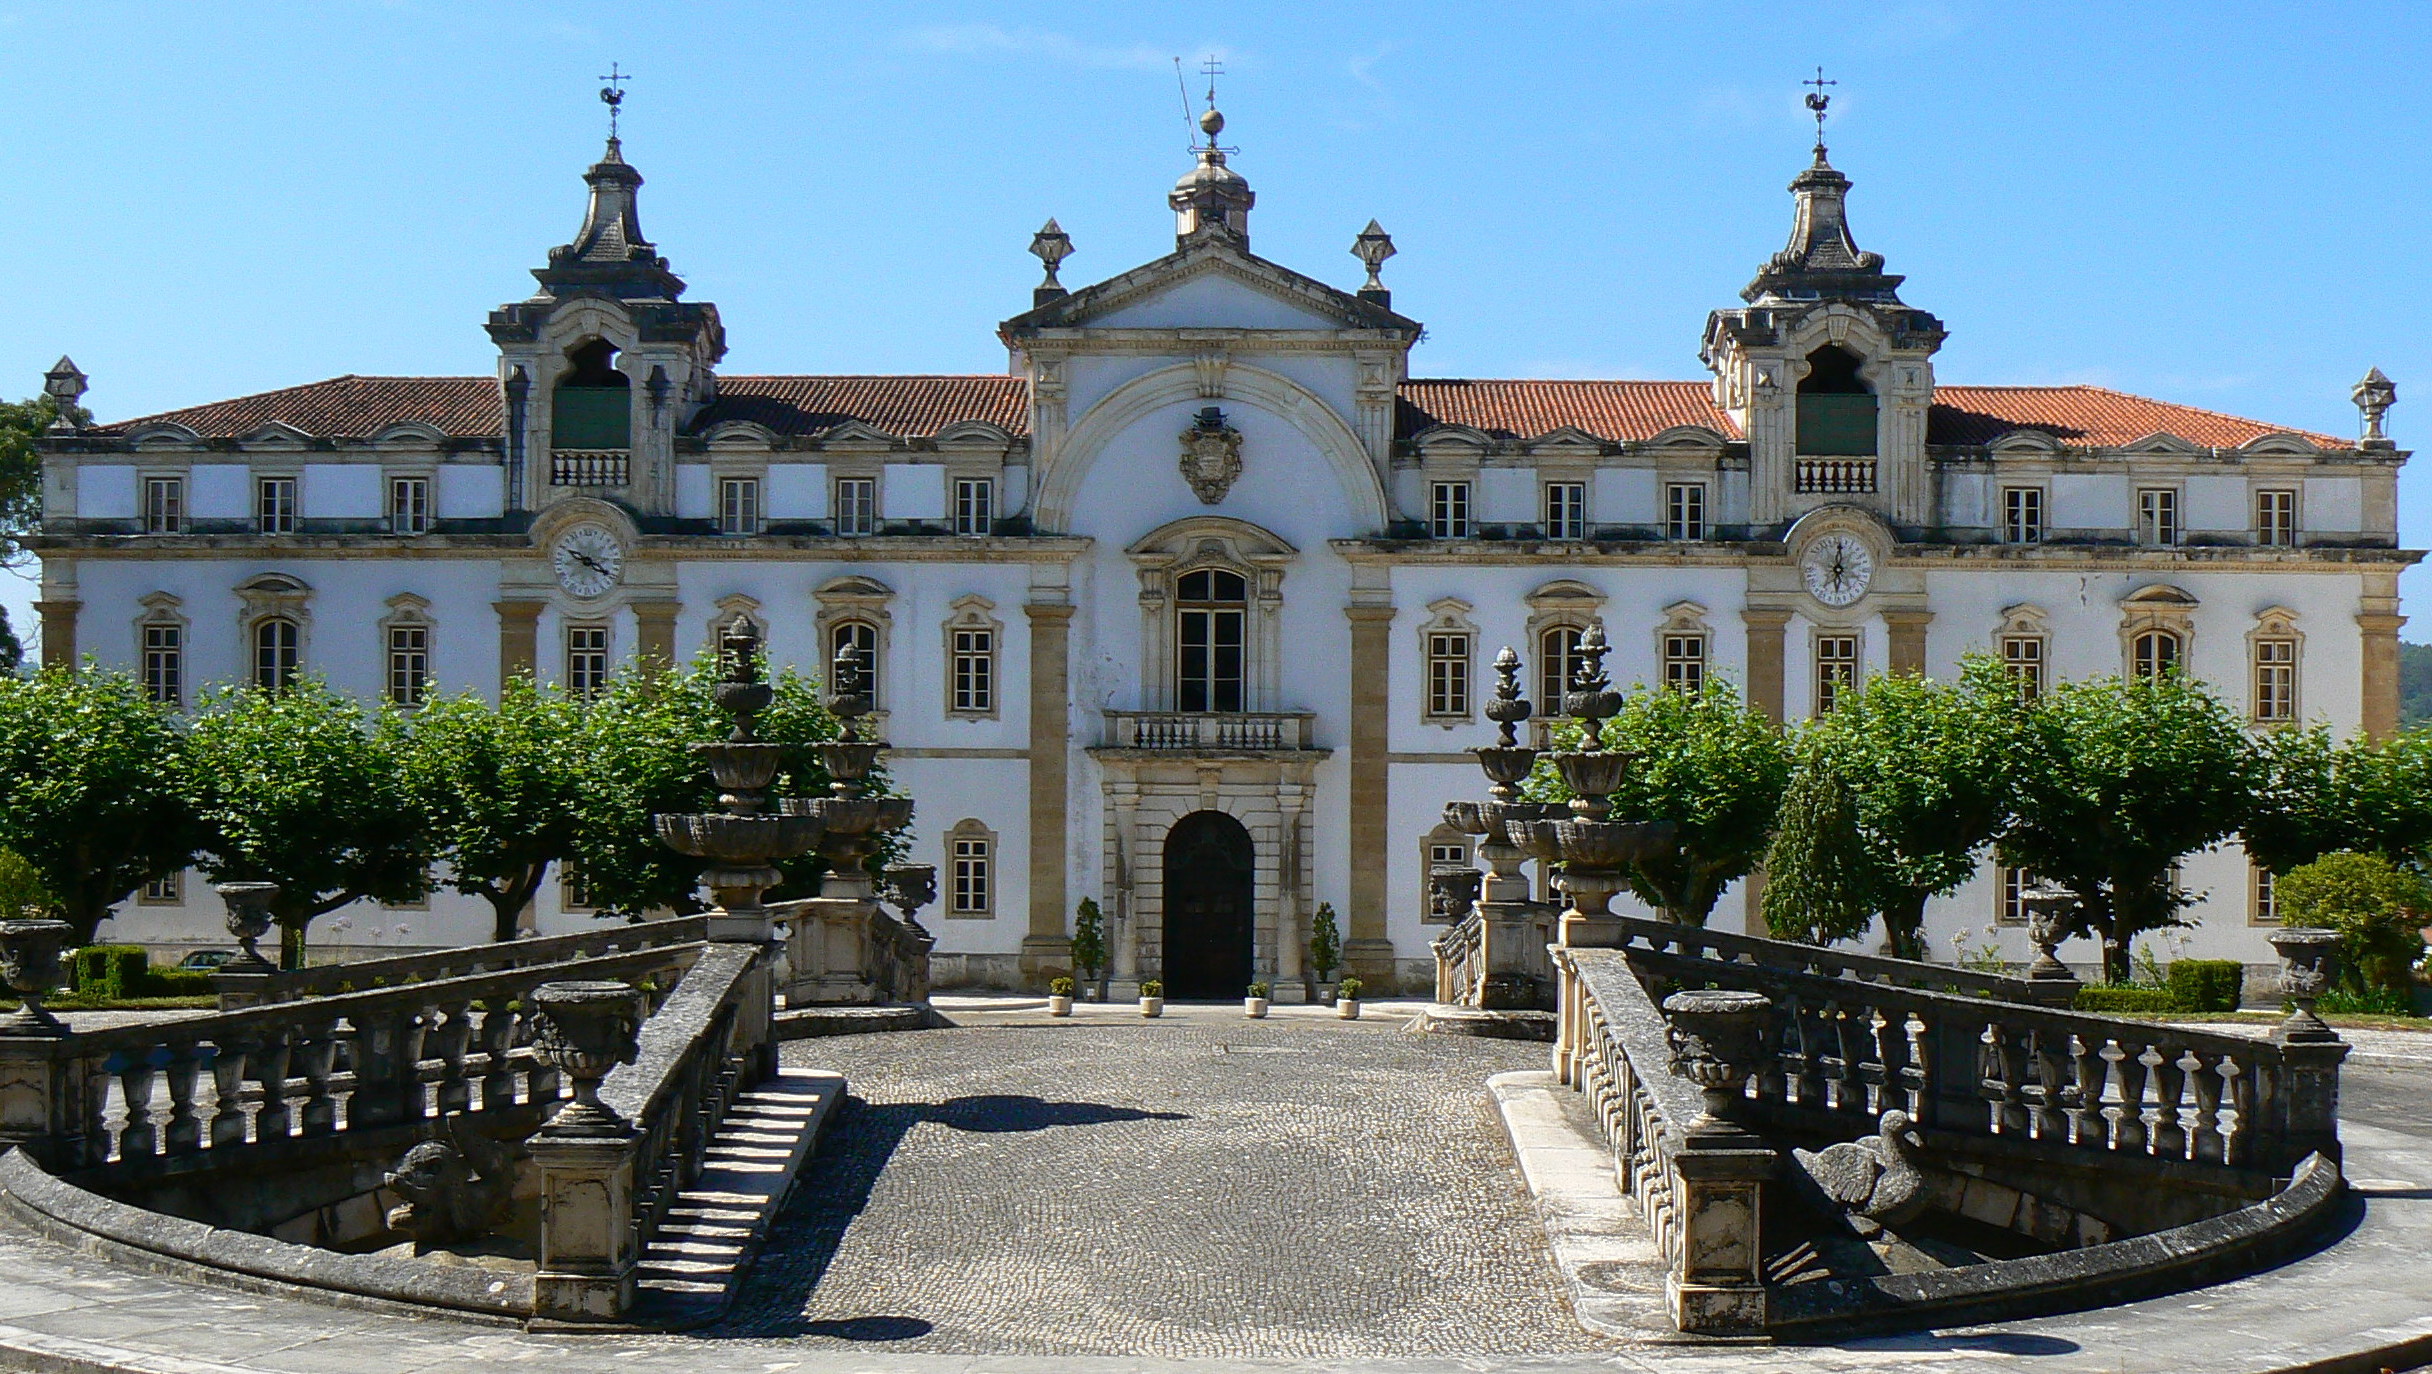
(214, 881, 281, 974)
(530, 980, 646, 1136)
(1662, 989, 1773, 1128)
(2269, 927, 2343, 1044)
(0, 920, 72, 1036)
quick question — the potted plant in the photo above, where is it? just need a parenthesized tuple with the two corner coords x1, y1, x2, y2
(1047, 976, 1075, 1018)
(1336, 976, 1364, 1020)
(1307, 901, 1342, 1003)
(1245, 981, 1270, 1018)
(1139, 979, 1165, 1018)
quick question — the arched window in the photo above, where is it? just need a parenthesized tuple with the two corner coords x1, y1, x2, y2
(2132, 629, 2182, 682)
(1537, 625, 1583, 718)
(253, 617, 301, 691)
(1176, 568, 1247, 713)
(1796, 344, 1876, 457)
(552, 339, 631, 451)
(832, 619, 881, 705)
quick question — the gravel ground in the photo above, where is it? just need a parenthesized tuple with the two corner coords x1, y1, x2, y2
(721, 1016, 1612, 1358)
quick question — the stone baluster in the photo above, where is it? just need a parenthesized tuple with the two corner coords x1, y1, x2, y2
(2064, 1033, 2103, 1147)
(2026, 1028, 2070, 1141)
(476, 1005, 519, 1110)
(114, 1052, 159, 1160)
(159, 1040, 204, 1155)
(208, 1041, 252, 1149)
(345, 1003, 423, 1130)
(1980, 1021, 2026, 1136)
(2145, 1043, 2188, 1158)
(2183, 1048, 2226, 1163)
(249, 1030, 295, 1140)
(293, 1019, 340, 1135)
(429, 1001, 475, 1116)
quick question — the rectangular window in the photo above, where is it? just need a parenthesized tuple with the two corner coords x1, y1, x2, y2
(718, 477, 762, 535)
(1542, 481, 1586, 541)
(256, 475, 298, 535)
(1665, 482, 1708, 541)
(952, 627, 995, 714)
(953, 477, 995, 536)
(1814, 634, 1859, 716)
(2251, 862, 2277, 926)
(1426, 631, 1471, 718)
(2138, 487, 2180, 546)
(2256, 488, 2297, 547)
(2253, 638, 2297, 722)
(566, 624, 610, 698)
(141, 623, 182, 706)
(140, 872, 182, 905)
(1996, 866, 2033, 926)
(561, 864, 594, 913)
(1999, 635, 2046, 699)
(833, 477, 877, 536)
(143, 476, 185, 534)
(1430, 481, 1472, 539)
(388, 476, 431, 534)
(387, 623, 430, 707)
(951, 835, 991, 916)
(2001, 486, 2045, 544)
(1662, 634, 1707, 694)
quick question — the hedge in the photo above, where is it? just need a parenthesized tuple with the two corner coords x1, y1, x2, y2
(67, 947, 212, 1001)
(2074, 985, 2183, 1013)
(2165, 959, 2246, 1013)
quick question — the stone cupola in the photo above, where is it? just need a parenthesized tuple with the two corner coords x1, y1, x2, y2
(487, 137, 726, 520)
(1170, 108, 1255, 248)
(1703, 146, 1947, 533)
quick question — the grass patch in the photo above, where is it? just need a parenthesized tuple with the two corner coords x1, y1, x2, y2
(2108, 1009, 2432, 1033)
(0, 994, 218, 1012)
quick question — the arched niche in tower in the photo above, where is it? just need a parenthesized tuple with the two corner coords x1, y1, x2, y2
(552, 338, 632, 451)
(1796, 344, 1876, 457)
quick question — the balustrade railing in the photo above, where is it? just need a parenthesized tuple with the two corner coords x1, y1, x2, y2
(1101, 710, 1318, 752)
(1432, 910, 1484, 1006)
(1795, 456, 1878, 494)
(234, 917, 709, 1007)
(1608, 916, 2047, 1005)
(550, 450, 631, 486)
(595, 942, 759, 1258)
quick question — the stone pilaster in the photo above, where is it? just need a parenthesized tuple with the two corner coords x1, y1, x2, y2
(1344, 603, 1396, 982)
(495, 599, 544, 687)
(1019, 601, 1074, 981)
(529, 1132, 640, 1322)
(32, 600, 78, 670)
(1668, 1127, 1776, 1334)
(2359, 599, 2406, 741)
(630, 599, 680, 673)
(1882, 607, 1932, 676)
(0, 1036, 96, 1170)
(1740, 608, 1792, 724)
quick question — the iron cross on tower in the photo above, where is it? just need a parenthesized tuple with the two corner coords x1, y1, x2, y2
(599, 63, 631, 141)
(1804, 66, 1836, 157)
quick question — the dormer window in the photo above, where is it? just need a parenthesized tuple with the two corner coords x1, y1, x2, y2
(1795, 345, 1876, 457)
(551, 339, 631, 482)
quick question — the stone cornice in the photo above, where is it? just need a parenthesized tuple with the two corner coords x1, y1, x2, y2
(1328, 536, 2422, 571)
(26, 533, 1093, 564)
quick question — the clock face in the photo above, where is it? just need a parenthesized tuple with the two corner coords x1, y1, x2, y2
(1801, 533, 1874, 608)
(551, 524, 624, 598)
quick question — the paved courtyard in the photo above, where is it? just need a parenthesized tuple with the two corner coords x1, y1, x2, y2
(720, 1010, 1607, 1357)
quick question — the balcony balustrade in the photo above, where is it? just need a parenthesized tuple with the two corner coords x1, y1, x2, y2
(1100, 709, 1319, 753)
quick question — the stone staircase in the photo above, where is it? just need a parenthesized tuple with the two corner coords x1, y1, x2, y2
(628, 1069, 844, 1327)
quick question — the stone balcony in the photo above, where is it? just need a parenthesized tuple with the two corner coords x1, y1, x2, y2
(550, 449, 631, 486)
(1097, 709, 1323, 756)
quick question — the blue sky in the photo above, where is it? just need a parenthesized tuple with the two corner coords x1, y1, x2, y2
(6, 1, 2431, 643)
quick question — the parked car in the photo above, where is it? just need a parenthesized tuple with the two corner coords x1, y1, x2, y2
(176, 950, 238, 971)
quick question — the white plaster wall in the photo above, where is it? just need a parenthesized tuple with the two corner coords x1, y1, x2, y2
(2183, 475, 2245, 535)
(1940, 471, 1990, 529)
(884, 463, 947, 522)
(304, 464, 382, 520)
(1594, 467, 1658, 527)
(886, 757, 1031, 956)
(78, 464, 136, 518)
(190, 463, 250, 520)
(1476, 467, 1536, 526)
(1092, 275, 1341, 331)
(436, 464, 505, 519)
(2307, 477, 2363, 533)
(767, 462, 828, 519)
(2051, 473, 2125, 531)
(674, 463, 714, 520)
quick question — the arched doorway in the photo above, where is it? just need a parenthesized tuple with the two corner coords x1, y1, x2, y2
(1161, 810, 1254, 998)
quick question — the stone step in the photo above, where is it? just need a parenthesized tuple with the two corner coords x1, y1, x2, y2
(624, 1068, 844, 1331)
(773, 1003, 936, 1040)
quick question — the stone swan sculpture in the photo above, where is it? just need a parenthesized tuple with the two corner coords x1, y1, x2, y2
(1790, 1108, 1927, 1237)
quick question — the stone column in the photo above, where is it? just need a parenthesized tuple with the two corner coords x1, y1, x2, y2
(1882, 607, 1932, 676)
(495, 599, 544, 686)
(630, 599, 680, 673)
(1343, 603, 1397, 983)
(2359, 608, 2406, 741)
(32, 600, 77, 670)
(1019, 602, 1074, 982)
(1740, 608, 1791, 724)
(529, 1134, 640, 1321)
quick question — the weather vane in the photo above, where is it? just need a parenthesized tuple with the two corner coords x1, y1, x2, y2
(1803, 66, 1836, 157)
(599, 63, 631, 142)
(1173, 53, 1233, 153)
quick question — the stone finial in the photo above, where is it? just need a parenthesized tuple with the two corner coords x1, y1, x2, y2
(215, 882, 280, 974)
(828, 645, 874, 742)
(531, 981, 645, 1136)
(1483, 645, 1532, 749)
(42, 357, 85, 432)
(0, 920, 72, 1037)
(2354, 367, 2397, 449)
(1563, 624, 1621, 737)
(1351, 219, 1396, 305)
(1029, 219, 1075, 305)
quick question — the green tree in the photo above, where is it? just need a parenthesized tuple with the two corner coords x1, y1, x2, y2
(1070, 896, 1107, 988)
(398, 680, 587, 943)
(1996, 672, 2258, 984)
(185, 679, 431, 968)
(2249, 725, 2432, 875)
(0, 667, 195, 942)
(0, 848, 57, 920)
(1759, 740, 1881, 945)
(2275, 850, 2431, 997)
(1535, 679, 1794, 925)
(1768, 661, 2029, 959)
(1308, 902, 1342, 982)
(0, 608, 20, 675)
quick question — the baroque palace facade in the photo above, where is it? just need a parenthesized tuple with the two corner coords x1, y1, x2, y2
(31, 114, 2418, 989)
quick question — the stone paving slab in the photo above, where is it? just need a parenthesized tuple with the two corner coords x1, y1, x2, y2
(0, 1027, 2423, 1371)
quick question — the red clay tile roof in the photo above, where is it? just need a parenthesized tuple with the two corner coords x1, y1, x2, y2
(1928, 385, 2343, 449)
(698, 375, 1029, 437)
(95, 375, 502, 438)
(1396, 379, 1740, 442)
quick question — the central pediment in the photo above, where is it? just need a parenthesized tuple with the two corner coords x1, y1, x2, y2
(1000, 239, 1420, 339)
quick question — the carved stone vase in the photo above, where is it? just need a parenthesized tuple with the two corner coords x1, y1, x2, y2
(531, 981, 646, 1136)
(215, 882, 281, 974)
(0, 920, 73, 1037)
(1662, 989, 1772, 1128)
(2269, 927, 2343, 1044)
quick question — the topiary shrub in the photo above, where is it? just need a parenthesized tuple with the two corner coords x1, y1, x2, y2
(2165, 959, 2246, 1013)
(2074, 985, 2184, 1014)
(138, 968, 214, 998)
(69, 945, 149, 1000)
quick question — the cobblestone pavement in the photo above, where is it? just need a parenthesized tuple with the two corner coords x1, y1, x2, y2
(718, 1015, 1610, 1358)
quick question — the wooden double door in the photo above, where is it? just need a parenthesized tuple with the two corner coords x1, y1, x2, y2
(1161, 810, 1254, 998)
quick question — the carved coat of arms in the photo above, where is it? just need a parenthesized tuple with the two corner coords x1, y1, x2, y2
(1178, 405, 1243, 505)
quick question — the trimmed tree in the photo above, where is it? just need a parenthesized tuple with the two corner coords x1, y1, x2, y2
(1759, 740, 1881, 945)
(398, 680, 586, 943)
(1070, 897, 1108, 993)
(2275, 850, 2431, 997)
(0, 667, 196, 943)
(1996, 672, 2258, 984)
(185, 679, 432, 968)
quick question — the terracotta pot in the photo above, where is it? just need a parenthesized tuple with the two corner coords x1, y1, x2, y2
(1047, 995, 1073, 1017)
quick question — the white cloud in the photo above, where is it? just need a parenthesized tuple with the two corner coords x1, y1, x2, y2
(895, 25, 1172, 71)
